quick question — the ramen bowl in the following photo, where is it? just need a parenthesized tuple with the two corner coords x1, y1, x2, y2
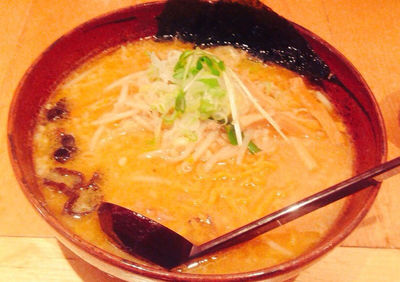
(7, 1, 386, 281)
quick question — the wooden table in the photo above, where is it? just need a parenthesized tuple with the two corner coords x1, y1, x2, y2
(1, 1, 400, 281)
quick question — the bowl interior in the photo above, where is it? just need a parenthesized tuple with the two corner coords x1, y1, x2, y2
(8, 1, 386, 281)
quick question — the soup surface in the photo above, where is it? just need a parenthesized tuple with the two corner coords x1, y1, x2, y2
(33, 39, 354, 274)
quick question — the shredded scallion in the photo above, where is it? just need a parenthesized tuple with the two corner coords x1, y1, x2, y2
(147, 49, 265, 154)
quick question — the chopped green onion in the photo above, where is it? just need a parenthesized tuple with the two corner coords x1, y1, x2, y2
(175, 89, 186, 113)
(174, 50, 194, 80)
(195, 55, 224, 76)
(148, 49, 265, 157)
(218, 60, 225, 71)
(173, 68, 184, 80)
(226, 125, 261, 154)
(181, 50, 194, 58)
(196, 59, 203, 70)
(206, 58, 221, 76)
(174, 50, 193, 71)
(226, 124, 238, 145)
(156, 50, 234, 140)
(199, 98, 215, 115)
(199, 78, 219, 88)
(209, 87, 226, 98)
(248, 140, 261, 154)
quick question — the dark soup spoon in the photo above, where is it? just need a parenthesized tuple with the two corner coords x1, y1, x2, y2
(98, 156, 400, 269)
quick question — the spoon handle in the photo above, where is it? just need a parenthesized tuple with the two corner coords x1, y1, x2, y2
(190, 156, 400, 259)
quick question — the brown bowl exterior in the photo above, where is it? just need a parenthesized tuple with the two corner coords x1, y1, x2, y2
(7, 1, 386, 281)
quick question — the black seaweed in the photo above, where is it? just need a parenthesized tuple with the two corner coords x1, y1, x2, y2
(156, 0, 332, 83)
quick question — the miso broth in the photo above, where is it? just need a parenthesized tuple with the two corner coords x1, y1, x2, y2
(33, 39, 354, 274)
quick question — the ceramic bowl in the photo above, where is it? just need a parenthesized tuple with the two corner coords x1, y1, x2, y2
(8, 1, 386, 281)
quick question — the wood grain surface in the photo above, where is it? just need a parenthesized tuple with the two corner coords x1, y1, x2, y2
(1, 0, 400, 281)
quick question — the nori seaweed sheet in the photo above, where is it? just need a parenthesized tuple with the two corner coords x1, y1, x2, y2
(156, 0, 332, 83)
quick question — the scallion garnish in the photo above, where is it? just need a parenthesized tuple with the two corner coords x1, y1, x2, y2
(199, 78, 219, 88)
(171, 49, 228, 122)
(226, 124, 238, 145)
(175, 89, 186, 113)
(248, 140, 261, 154)
(150, 49, 262, 154)
(226, 124, 262, 154)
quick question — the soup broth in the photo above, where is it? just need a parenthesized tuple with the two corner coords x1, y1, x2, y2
(33, 39, 354, 274)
